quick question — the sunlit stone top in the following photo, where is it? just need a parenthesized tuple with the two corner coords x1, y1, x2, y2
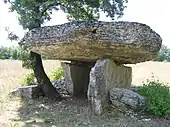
(23, 21, 162, 64)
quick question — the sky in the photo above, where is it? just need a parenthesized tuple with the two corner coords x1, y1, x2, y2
(0, 0, 170, 47)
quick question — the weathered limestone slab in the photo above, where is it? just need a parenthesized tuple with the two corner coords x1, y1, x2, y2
(61, 61, 93, 96)
(10, 80, 69, 99)
(61, 62, 73, 95)
(24, 21, 162, 64)
(109, 88, 145, 111)
(10, 85, 44, 99)
(88, 59, 132, 115)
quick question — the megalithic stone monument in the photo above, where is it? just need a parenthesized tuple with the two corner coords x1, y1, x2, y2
(23, 21, 162, 115)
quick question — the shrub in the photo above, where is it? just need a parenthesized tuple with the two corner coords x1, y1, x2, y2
(138, 80, 170, 116)
(50, 67, 64, 80)
(22, 72, 36, 85)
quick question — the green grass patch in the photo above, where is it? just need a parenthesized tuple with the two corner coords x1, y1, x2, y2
(21, 67, 64, 86)
(21, 72, 35, 85)
(49, 67, 64, 80)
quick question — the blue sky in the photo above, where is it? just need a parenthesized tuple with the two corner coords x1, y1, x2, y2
(0, 0, 170, 47)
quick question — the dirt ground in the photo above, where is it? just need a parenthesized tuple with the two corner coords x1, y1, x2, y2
(0, 60, 170, 127)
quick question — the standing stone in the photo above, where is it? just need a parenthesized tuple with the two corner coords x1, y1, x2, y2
(61, 62, 74, 95)
(88, 59, 132, 115)
(62, 61, 94, 97)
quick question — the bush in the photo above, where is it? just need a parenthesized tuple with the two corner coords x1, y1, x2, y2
(156, 45, 170, 62)
(50, 67, 64, 80)
(22, 72, 36, 85)
(138, 80, 170, 116)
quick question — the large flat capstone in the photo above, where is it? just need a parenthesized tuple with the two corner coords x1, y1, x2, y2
(24, 21, 162, 64)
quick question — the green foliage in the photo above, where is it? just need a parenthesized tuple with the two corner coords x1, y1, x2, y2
(0, 46, 10, 59)
(156, 45, 170, 62)
(50, 67, 64, 80)
(22, 72, 36, 85)
(0, 46, 50, 61)
(0, 46, 23, 60)
(9, 0, 128, 29)
(22, 67, 64, 85)
(62, 0, 128, 21)
(138, 80, 170, 116)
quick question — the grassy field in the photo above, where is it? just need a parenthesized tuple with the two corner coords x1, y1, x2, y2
(0, 60, 61, 126)
(0, 60, 170, 127)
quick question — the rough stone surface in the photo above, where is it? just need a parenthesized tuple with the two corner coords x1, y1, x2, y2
(87, 59, 132, 115)
(51, 79, 68, 96)
(10, 84, 43, 99)
(61, 62, 74, 95)
(61, 61, 93, 96)
(11, 80, 68, 99)
(109, 88, 145, 111)
(128, 86, 142, 93)
(24, 21, 162, 64)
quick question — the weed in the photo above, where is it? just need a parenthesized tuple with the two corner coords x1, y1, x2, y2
(50, 67, 64, 80)
(138, 80, 170, 116)
(21, 72, 35, 85)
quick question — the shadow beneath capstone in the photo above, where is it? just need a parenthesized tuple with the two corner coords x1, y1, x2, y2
(62, 61, 96, 98)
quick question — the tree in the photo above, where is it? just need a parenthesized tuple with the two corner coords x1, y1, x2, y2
(4, 0, 128, 100)
(0, 46, 10, 59)
(5, 27, 19, 42)
(156, 45, 170, 62)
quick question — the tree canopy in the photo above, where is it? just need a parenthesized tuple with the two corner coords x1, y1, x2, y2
(8, 0, 128, 29)
(156, 45, 170, 62)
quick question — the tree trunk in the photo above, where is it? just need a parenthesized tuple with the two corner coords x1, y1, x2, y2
(30, 51, 61, 101)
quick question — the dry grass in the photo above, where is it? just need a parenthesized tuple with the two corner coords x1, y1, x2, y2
(0, 60, 61, 126)
(128, 61, 170, 85)
(0, 60, 170, 126)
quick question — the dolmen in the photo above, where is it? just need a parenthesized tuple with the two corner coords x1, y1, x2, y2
(23, 21, 162, 115)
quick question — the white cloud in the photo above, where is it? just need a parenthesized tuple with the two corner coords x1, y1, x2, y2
(0, 0, 170, 47)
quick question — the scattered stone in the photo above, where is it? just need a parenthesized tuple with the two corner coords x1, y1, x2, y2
(128, 86, 142, 92)
(24, 21, 162, 64)
(38, 104, 50, 110)
(142, 119, 151, 122)
(25, 119, 36, 124)
(10, 84, 44, 99)
(10, 79, 69, 99)
(44, 118, 53, 123)
(109, 88, 145, 111)
(38, 104, 45, 108)
(51, 79, 69, 96)
(88, 59, 132, 115)
(35, 111, 39, 115)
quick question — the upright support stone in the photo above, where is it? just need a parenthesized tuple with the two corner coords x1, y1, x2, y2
(62, 61, 93, 97)
(88, 59, 132, 115)
(61, 62, 73, 95)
